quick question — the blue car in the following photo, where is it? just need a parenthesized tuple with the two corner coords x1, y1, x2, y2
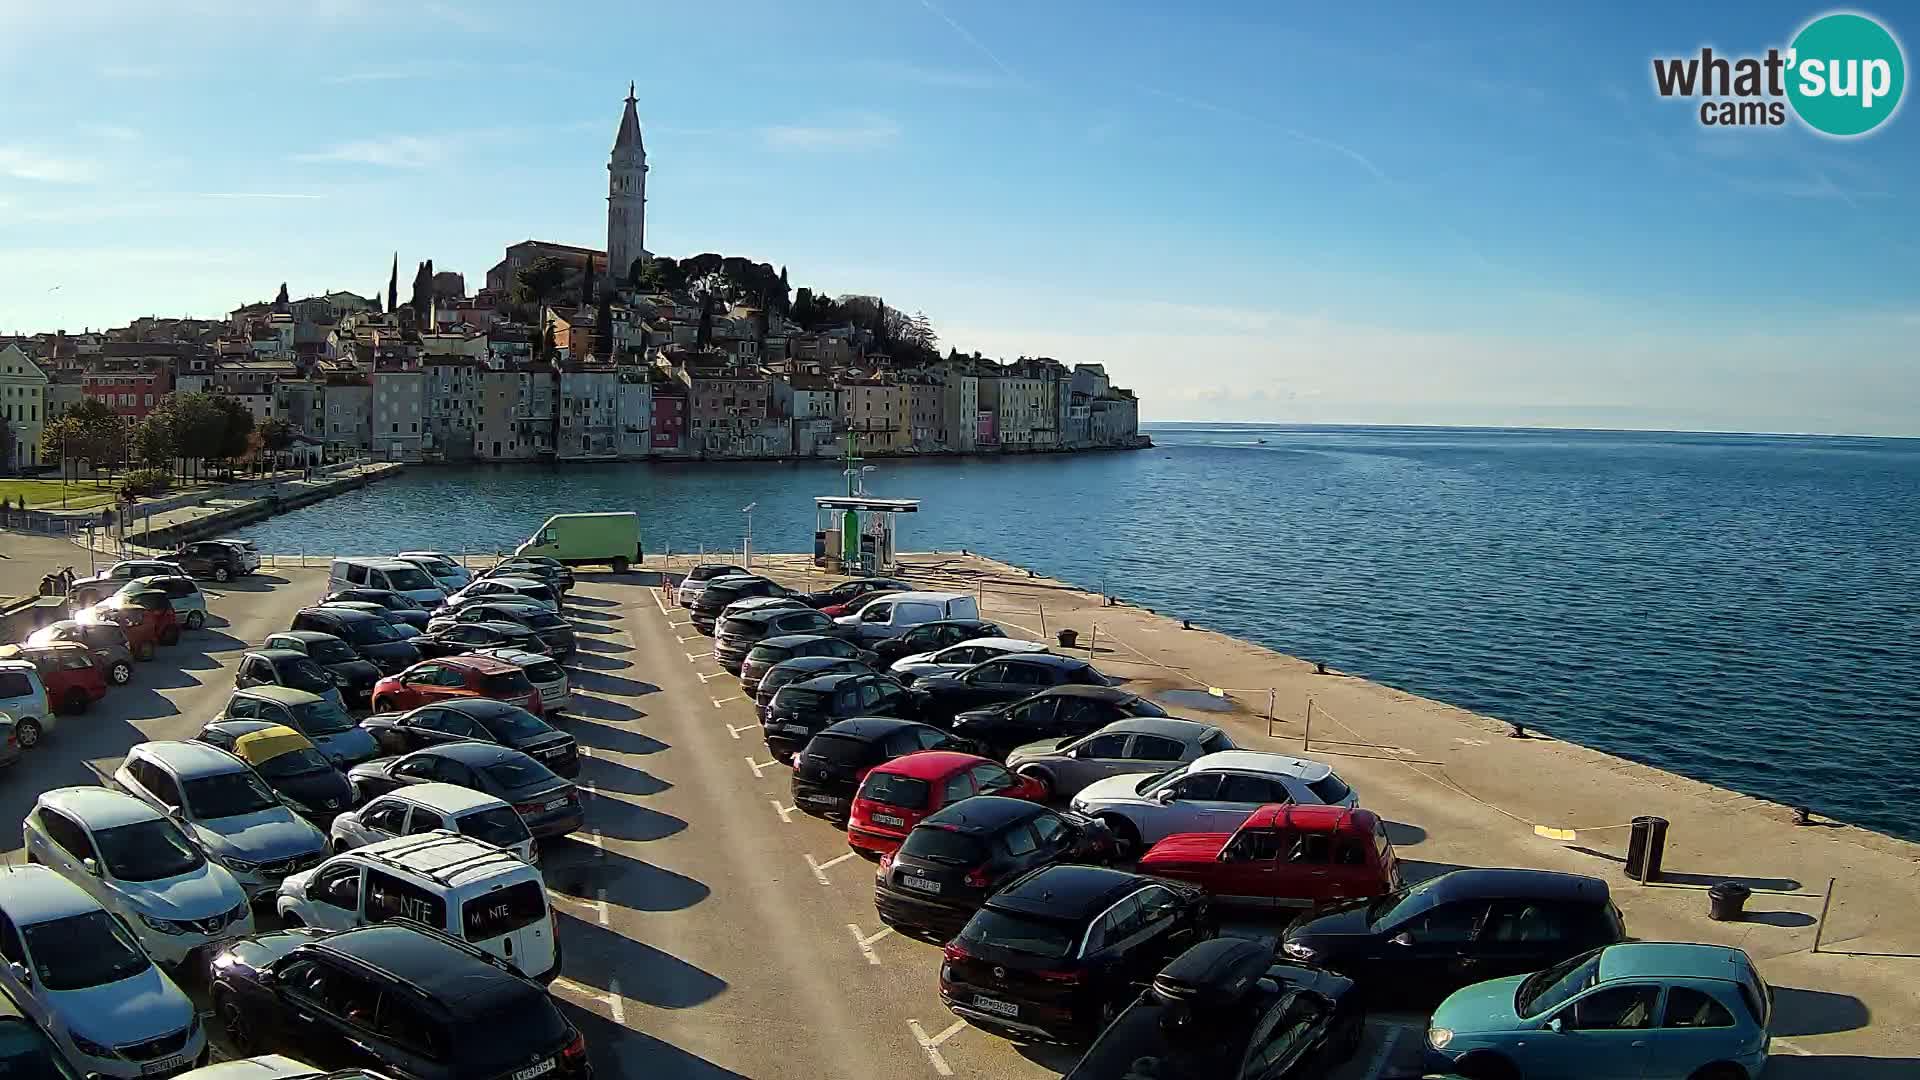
(1426, 942, 1771, 1080)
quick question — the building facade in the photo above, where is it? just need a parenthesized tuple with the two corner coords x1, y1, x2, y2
(0, 344, 48, 469)
(607, 83, 648, 286)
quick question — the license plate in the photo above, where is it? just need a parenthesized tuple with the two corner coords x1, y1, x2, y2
(799, 794, 844, 806)
(873, 813, 906, 827)
(142, 1057, 188, 1076)
(972, 995, 1019, 1018)
(512, 1059, 557, 1080)
(780, 724, 809, 734)
(544, 798, 568, 811)
(900, 875, 943, 894)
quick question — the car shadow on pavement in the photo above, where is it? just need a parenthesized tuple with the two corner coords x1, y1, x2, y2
(564, 651, 632, 672)
(1768, 987, 1870, 1036)
(1397, 858, 1470, 885)
(565, 719, 668, 755)
(579, 757, 672, 797)
(574, 636, 624, 654)
(1763, 1056, 1918, 1079)
(584, 794, 688, 842)
(562, 594, 619, 608)
(556, 913, 727, 1008)
(561, 1002, 751, 1078)
(546, 852, 711, 913)
(564, 695, 645, 723)
(1384, 821, 1427, 847)
(215, 575, 292, 593)
(570, 620, 621, 638)
(1014, 1042, 1083, 1073)
(564, 608, 622, 623)
(567, 671, 660, 697)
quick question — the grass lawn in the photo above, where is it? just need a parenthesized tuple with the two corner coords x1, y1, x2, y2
(0, 479, 134, 511)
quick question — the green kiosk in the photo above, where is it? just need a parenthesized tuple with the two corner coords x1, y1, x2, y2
(815, 431, 918, 574)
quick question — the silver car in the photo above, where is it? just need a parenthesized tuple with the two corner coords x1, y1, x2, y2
(1004, 716, 1236, 799)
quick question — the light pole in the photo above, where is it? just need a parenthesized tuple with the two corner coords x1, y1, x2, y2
(741, 502, 756, 567)
(859, 465, 877, 496)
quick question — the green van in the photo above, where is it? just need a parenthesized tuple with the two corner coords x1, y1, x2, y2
(515, 512, 643, 571)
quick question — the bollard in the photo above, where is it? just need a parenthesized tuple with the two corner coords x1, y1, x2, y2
(1038, 602, 1047, 640)
(1088, 623, 1098, 656)
(1624, 816, 1670, 882)
(1304, 699, 1314, 750)
(1812, 877, 1836, 953)
(1708, 882, 1752, 922)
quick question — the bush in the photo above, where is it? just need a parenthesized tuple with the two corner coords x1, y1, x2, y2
(119, 468, 173, 499)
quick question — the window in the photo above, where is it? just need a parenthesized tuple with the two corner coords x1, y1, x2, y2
(0, 672, 33, 698)
(141, 763, 184, 809)
(461, 880, 546, 941)
(1306, 773, 1352, 805)
(312, 864, 362, 910)
(1567, 985, 1660, 1030)
(361, 801, 409, 833)
(1129, 734, 1186, 761)
(1484, 901, 1567, 944)
(1135, 885, 1183, 924)
(37, 810, 96, 862)
(1408, 901, 1487, 944)
(1171, 772, 1223, 800)
(406, 809, 445, 834)
(1284, 832, 1332, 864)
(1001, 824, 1039, 857)
(970, 763, 1015, 794)
(376, 994, 446, 1059)
(1218, 774, 1288, 805)
(1663, 987, 1735, 1028)
(940, 772, 973, 805)
(1223, 829, 1284, 862)
(1077, 733, 1130, 759)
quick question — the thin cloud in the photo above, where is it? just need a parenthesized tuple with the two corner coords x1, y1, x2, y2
(0, 147, 96, 183)
(322, 70, 416, 84)
(80, 124, 139, 141)
(867, 60, 1005, 90)
(918, 0, 1016, 80)
(292, 134, 459, 168)
(200, 192, 328, 200)
(1138, 84, 1389, 183)
(761, 119, 901, 151)
(98, 63, 174, 80)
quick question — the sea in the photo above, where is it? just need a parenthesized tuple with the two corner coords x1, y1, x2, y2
(234, 424, 1920, 841)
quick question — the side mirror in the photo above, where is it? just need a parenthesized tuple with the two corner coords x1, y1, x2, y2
(1389, 931, 1414, 946)
(1547, 1017, 1564, 1034)
(81, 857, 100, 876)
(7, 962, 28, 986)
(1154, 788, 1177, 805)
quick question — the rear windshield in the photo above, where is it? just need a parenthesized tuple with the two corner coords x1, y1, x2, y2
(458, 997, 571, 1072)
(1306, 774, 1351, 804)
(775, 688, 830, 716)
(458, 806, 532, 848)
(748, 644, 794, 664)
(858, 772, 930, 809)
(477, 707, 549, 741)
(482, 671, 535, 697)
(294, 699, 355, 735)
(484, 758, 561, 791)
(957, 909, 1077, 959)
(900, 826, 988, 865)
(282, 659, 334, 695)
(805, 734, 877, 768)
(1200, 730, 1235, 754)
(522, 661, 565, 684)
(719, 618, 756, 638)
(462, 880, 548, 941)
(522, 611, 566, 630)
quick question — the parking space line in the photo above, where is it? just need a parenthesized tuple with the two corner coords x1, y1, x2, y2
(1363, 1025, 1403, 1080)
(728, 723, 758, 741)
(907, 1019, 965, 1077)
(578, 746, 593, 758)
(607, 977, 624, 1025)
(685, 651, 712, 662)
(771, 800, 796, 823)
(746, 756, 783, 778)
(712, 695, 742, 707)
(677, 634, 702, 643)
(593, 888, 610, 926)
(1773, 1038, 1813, 1056)
(696, 670, 729, 683)
(589, 829, 605, 857)
(668, 620, 690, 628)
(806, 851, 855, 884)
(847, 923, 893, 965)
(651, 588, 671, 616)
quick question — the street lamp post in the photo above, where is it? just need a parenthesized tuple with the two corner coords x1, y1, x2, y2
(741, 502, 756, 568)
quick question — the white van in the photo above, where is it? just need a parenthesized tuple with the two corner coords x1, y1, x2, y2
(328, 558, 448, 609)
(835, 591, 981, 643)
(276, 832, 558, 982)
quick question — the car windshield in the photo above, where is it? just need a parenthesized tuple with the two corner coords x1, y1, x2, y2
(344, 619, 401, 644)
(383, 567, 436, 591)
(1366, 876, 1445, 927)
(1136, 766, 1188, 795)
(957, 909, 1077, 959)
(294, 699, 355, 735)
(477, 707, 550, 741)
(93, 818, 205, 881)
(900, 826, 988, 865)
(1517, 950, 1606, 1016)
(0, 1016, 86, 1080)
(257, 747, 334, 779)
(484, 758, 562, 792)
(281, 659, 334, 694)
(457, 806, 532, 848)
(306, 639, 358, 664)
(22, 911, 151, 991)
(183, 770, 282, 819)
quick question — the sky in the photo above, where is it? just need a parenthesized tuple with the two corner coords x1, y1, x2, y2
(0, 1, 1915, 435)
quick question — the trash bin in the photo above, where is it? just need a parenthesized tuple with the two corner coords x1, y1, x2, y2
(1708, 882, 1752, 922)
(1624, 815, 1669, 882)
(1057, 629, 1078, 649)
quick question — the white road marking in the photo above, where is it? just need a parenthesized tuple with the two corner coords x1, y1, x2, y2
(771, 800, 795, 823)
(651, 588, 670, 616)
(677, 634, 701, 643)
(1362, 1024, 1404, 1080)
(908, 1019, 965, 1076)
(1773, 1037, 1814, 1056)
(746, 756, 783, 778)
(728, 723, 758, 741)
(1454, 737, 1489, 746)
(579, 746, 593, 758)
(590, 829, 605, 857)
(712, 695, 742, 707)
(806, 850, 855, 884)
(685, 651, 712, 662)
(848, 923, 892, 965)
(607, 977, 624, 1025)
(696, 670, 728, 683)
(593, 888, 610, 926)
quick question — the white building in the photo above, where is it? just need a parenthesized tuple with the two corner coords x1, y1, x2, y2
(0, 343, 48, 469)
(373, 370, 426, 460)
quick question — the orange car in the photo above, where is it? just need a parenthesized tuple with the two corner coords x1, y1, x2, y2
(79, 588, 181, 660)
(368, 655, 542, 715)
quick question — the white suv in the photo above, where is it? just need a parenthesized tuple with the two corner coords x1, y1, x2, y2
(329, 782, 535, 863)
(1069, 749, 1359, 856)
(0, 659, 54, 749)
(23, 787, 253, 969)
(0, 865, 208, 1078)
(277, 832, 558, 982)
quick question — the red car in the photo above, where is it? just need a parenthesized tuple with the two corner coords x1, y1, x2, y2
(80, 589, 180, 660)
(370, 655, 543, 715)
(847, 751, 1046, 859)
(1136, 804, 1401, 910)
(0, 643, 106, 715)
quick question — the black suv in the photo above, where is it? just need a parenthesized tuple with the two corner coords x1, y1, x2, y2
(791, 717, 967, 818)
(804, 577, 910, 610)
(763, 671, 916, 759)
(263, 631, 383, 705)
(209, 922, 591, 1080)
(913, 654, 1114, 725)
(1065, 938, 1364, 1080)
(877, 796, 1113, 940)
(689, 575, 795, 634)
(290, 608, 421, 675)
(361, 699, 579, 778)
(483, 557, 574, 594)
(754, 656, 871, 719)
(323, 588, 432, 629)
(172, 540, 254, 582)
(714, 606, 842, 673)
(740, 634, 871, 693)
(869, 619, 1008, 666)
(429, 600, 576, 658)
(411, 621, 548, 660)
(1279, 868, 1627, 1004)
(951, 685, 1172, 758)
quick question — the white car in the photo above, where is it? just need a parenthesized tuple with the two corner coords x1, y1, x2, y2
(1069, 749, 1359, 856)
(170, 1056, 319, 1079)
(0, 866, 207, 1078)
(0, 659, 55, 748)
(444, 576, 559, 612)
(889, 636, 1049, 683)
(396, 550, 471, 590)
(23, 787, 253, 968)
(675, 563, 748, 608)
(329, 782, 536, 863)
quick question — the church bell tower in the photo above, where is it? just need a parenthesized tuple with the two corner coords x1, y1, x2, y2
(607, 82, 648, 289)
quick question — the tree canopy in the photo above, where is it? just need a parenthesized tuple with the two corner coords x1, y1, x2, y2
(513, 257, 571, 310)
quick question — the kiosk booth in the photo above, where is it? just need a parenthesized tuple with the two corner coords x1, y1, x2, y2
(815, 496, 919, 575)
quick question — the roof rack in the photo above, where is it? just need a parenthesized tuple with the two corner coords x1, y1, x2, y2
(358, 831, 526, 886)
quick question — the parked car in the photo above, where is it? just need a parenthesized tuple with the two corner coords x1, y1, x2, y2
(369, 656, 541, 715)
(0, 659, 55, 747)
(790, 717, 970, 818)
(318, 601, 422, 637)
(443, 577, 558, 613)
(753, 655, 872, 719)
(763, 671, 918, 759)
(463, 646, 571, 716)
(345, 743, 583, 841)
(848, 751, 1045, 859)
(1006, 716, 1236, 798)
(869, 619, 1009, 666)
(513, 510, 640, 571)
(478, 557, 573, 595)
(361, 699, 579, 778)
(1064, 937, 1365, 1080)
(207, 923, 589, 1080)
(890, 636, 1048, 684)
(427, 600, 575, 658)
(717, 595, 810, 622)
(68, 559, 185, 605)
(261, 631, 382, 706)
(326, 558, 448, 609)
(952, 685, 1174, 760)
(940, 864, 1213, 1044)
(408, 621, 548, 661)
(83, 589, 181, 657)
(714, 605, 844, 673)
(321, 589, 431, 629)
(215, 686, 379, 766)
(1281, 868, 1627, 1006)
(395, 550, 472, 591)
(674, 563, 747, 608)
(277, 833, 559, 982)
(739, 634, 871, 694)
(876, 797, 1114, 940)
(234, 650, 347, 712)
(1071, 750, 1360, 857)
(0, 643, 104, 717)
(288, 609, 420, 675)
(689, 575, 796, 634)
(171, 540, 258, 582)
(24, 786, 253, 971)
(1426, 943, 1769, 1080)
(0, 866, 208, 1078)
(25, 620, 136, 685)
(806, 577, 911, 616)
(121, 575, 209, 631)
(329, 782, 534, 864)
(0, 974, 101, 1078)
(913, 654, 1114, 725)
(835, 591, 982, 644)
(222, 726, 357, 825)
(112, 740, 330, 901)
(1140, 805, 1401, 910)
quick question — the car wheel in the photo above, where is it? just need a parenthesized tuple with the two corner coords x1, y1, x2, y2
(612, 557, 631, 573)
(136, 640, 155, 661)
(161, 627, 181, 646)
(215, 991, 252, 1054)
(1097, 814, 1140, 861)
(1015, 765, 1054, 800)
(371, 697, 391, 713)
(186, 610, 206, 630)
(214, 566, 230, 582)
(109, 660, 133, 685)
(63, 690, 89, 716)
(1454, 1052, 1521, 1080)
(280, 912, 304, 928)
(14, 720, 41, 749)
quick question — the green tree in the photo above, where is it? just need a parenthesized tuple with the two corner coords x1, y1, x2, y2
(792, 287, 814, 325)
(209, 395, 255, 470)
(637, 255, 682, 292)
(131, 412, 174, 469)
(696, 291, 714, 349)
(512, 257, 571, 310)
(582, 259, 597, 305)
(257, 416, 294, 471)
(275, 282, 290, 306)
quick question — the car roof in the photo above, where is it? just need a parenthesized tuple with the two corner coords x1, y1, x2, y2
(420, 741, 522, 765)
(921, 619, 997, 630)
(871, 750, 984, 779)
(202, 719, 282, 739)
(1031, 684, 1133, 702)
(237, 684, 325, 705)
(756, 633, 835, 649)
(300, 606, 382, 624)
(1189, 750, 1333, 781)
(341, 558, 419, 571)
(938, 637, 1045, 653)
(704, 574, 766, 588)
(791, 671, 866, 690)
(0, 659, 35, 673)
(439, 621, 530, 636)
(472, 576, 546, 589)
(138, 739, 250, 777)
(353, 832, 530, 886)
(1240, 804, 1381, 834)
(772, 655, 862, 674)
(818, 717, 926, 741)
(923, 795, 1044, 832)
(379, 782, 508, 814)
(0, 865, 105, 924)
(858, 590, 968, 605)
(991, 865, 1149, 921)
(269, 630, 342, 644)
(246, 649, 309, 665)
(398, 551, 451, 559)
(438, 698, 533, 720)
(1421, 867, 1611, 905)
(1598, 942, 1750, 983)
(1095, 716, 1217, 740)
(40, 785, 165, 829)
(434, 655, 516, 675)
(465, 647, 549, 667)
(730, 607, 816, 625)
(316, 924, 531, 1009)
(995, 653, 1091, 671)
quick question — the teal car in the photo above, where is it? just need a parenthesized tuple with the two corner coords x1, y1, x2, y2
(1426, 942, 1771, 1080)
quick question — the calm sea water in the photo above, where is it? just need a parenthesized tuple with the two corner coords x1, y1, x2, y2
(236, 425, 1920, 840)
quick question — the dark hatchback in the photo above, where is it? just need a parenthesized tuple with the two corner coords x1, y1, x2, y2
(689, 575, 795, 634)
(290, 608, 421, 676)
(754, 656, 871, 719)
(264, 631, 384, 705)
(410, 621, 549, 660)
(804, 577, 911, 613)
(1064, 938, 1364, 1080)
(790, 717, 968, 818)
(763, 671, 916, 759)
(869, 619, 1007, 666)
(323, 589, 432, 629)
(941, 864, 1213, 1043)
(876, 797, 1113, 941)
(360, 698, 580, 778)
(208, 922, 591, 1080)
(431, 600, 576, 658)
(347, 742, 584, 840)
(483, 557, 574, 594)
(1279, 868, 1626, 1005)
(714, 607, 842, 673)
(740, 634, 870, 694)
(952, 685, 1172, 759)
(914, 654, 1114, 725)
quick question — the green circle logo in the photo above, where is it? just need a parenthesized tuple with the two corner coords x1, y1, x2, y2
(1787, 12, 1906, 136)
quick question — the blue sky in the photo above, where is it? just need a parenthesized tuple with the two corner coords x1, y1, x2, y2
(1, 1, 1914, 435)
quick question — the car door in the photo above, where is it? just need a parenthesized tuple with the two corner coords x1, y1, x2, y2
(1524, 984, 1661, 1080)
(1134, 883, 1203, 966)
(950, 661, 1017, 711)
(1028, 810, 1077, 864)
(967, 762, 1019, 797)
(235, 655, 275, 689)
(1148, 771, 1225, 840)
(1473, 899, 1576, 983)
(1649, 985, 1743, 1075)
(30, 809, 103, 898)
(1215, 827, 1287, 904)
(379, 755, 443, 796)
(271, 954, 379, 1068)
(0, 913, 52, 1032)
(1275, 828, 1341, 906)
(869, 678, 912, 719)
(347, 799, 411, 847)
(853, 600, 895, 642)
(999, 694, 1062, 744)
(1052, 697, 1116, 741)
(303, 862, 366, 931)
(1376, 900, 1491, 994)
